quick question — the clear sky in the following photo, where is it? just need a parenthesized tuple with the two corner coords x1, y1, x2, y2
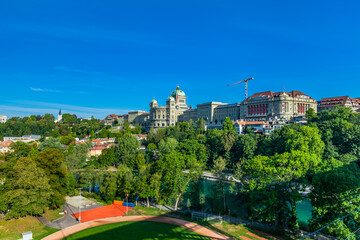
(1, 1, 359, 119)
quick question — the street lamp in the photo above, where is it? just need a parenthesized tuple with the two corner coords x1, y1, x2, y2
(78, 188, 82, 223)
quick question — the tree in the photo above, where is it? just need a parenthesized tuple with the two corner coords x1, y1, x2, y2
(60, 134, 75, 145)
(309, 162, 360, 239)
(270, 124, 325, 157)
(240, 150, 321, 232)
(2, 158, 51, 219)
(212, 156, 227, 213)
(231, 134, 257, 167)
(222, 117, 234, 132)
(117, 133, 140, 157)
(33, 148, 68, 208)
(305, 108, 316, 119)
(195, 118, 206, 133)
(98, 147, 118, 167)
(7, 141, 32, 159)
(157, 151, 189, 210)
(134, 156, 151, 206)
(39, 137, 63, 152)
(43, 113, 55, 122)
(116, 163, 134, 199)
(80, 165, 96, 193)
(100, 172, 118, 203)
(61, 113, 79, 124)
(158, 137, 178, 155)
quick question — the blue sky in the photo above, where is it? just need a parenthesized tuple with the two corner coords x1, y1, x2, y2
(1, 1, 359, 119)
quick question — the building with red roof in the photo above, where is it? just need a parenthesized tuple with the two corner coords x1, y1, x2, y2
(318, 96, 360, 112)
(182, 89, 317, 124)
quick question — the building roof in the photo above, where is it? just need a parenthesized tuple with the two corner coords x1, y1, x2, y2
(167, 96, 175, 101)
(233, 120, 269, 125)
(0, 140, 13, 147)
(318, 96, 352, 107)
(246, 90, 310, 101)
(132, 134, 148, 138)
(171, 85, 186, 97)
(90, 144, 108, 151)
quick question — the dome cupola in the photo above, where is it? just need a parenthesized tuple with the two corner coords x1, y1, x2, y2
(171, 85, 186, 98)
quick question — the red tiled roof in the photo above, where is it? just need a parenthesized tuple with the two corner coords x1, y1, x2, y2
(90, 144, 108, 151)
(0, 140, 13, 147)
(247, 90, 309, 100)
(233, 121, 269, 125)
(132, 134, 148, 138)
(253, 130, 264, 133)
(318, 96, 349, 107)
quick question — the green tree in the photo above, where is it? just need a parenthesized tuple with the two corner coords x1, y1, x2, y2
(43, 113, 55, 122)
(240, 150, 321, 232)
(79, 165, 96, 193)
(309, 162, 360, 239)
(157, 151, 189, 210)
(212, 156, 227, 213)
(231, 134, 257, 167)
(222, 117, 234, 132)
(195, 118, 206, 133)
(33, 148, 68, 208)
(100, 172, 118, 203)
(116, 163, 134, 199)
(116, 133, 140, 166)
(2, 158, 51, 219)
(158, 137, 178, 155)
(305, 107, 316, 119)
(39, 137, 63, 152)
(98, 147, 118, 167)
(61, 113, 79, 124)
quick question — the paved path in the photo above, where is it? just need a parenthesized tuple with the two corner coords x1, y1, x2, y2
(42, 215, 233, 240)
(45, 203, 103, 229)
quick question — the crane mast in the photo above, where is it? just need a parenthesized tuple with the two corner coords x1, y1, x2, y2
(227, 77, 254, 99)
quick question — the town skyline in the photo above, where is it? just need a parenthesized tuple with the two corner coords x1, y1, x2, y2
(1, 85, 359, 119)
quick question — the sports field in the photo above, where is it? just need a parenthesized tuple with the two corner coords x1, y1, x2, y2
(62, 221, 211, 240)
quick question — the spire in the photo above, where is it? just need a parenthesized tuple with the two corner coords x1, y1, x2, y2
(59, 109, 62, 115)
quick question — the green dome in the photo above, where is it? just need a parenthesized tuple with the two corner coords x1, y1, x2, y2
(167, 96, 175, 101)
(150, 99, 158, 104)
(171, 86, 186, 98)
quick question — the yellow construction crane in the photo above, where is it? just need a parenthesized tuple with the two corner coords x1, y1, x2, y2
(227, 77, 254, 99)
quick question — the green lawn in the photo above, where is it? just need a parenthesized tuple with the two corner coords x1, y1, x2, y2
(62, 221, 211, 240)
(0, 216, 59, 240)
(43, 207, 64, 222)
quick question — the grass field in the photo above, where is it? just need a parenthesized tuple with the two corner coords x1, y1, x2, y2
(0, 215, 58, 240)
(127, 206, 293, 240)
(63, 221, 211, 240)
(43, 208, 64, 222)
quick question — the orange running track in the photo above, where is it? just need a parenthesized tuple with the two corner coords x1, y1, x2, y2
(72, 204, 132, 222)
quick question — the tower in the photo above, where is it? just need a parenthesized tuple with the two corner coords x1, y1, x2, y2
(57, 109, 62, 123)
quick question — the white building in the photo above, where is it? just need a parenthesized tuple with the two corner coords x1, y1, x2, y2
(0, 115, 7, 123)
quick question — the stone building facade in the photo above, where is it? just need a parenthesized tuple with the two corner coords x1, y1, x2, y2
(181, 90, 317, 124)
(318, 96, 360, 112)
(148, 86, 189, 130)
(240, 90, 317, 121)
